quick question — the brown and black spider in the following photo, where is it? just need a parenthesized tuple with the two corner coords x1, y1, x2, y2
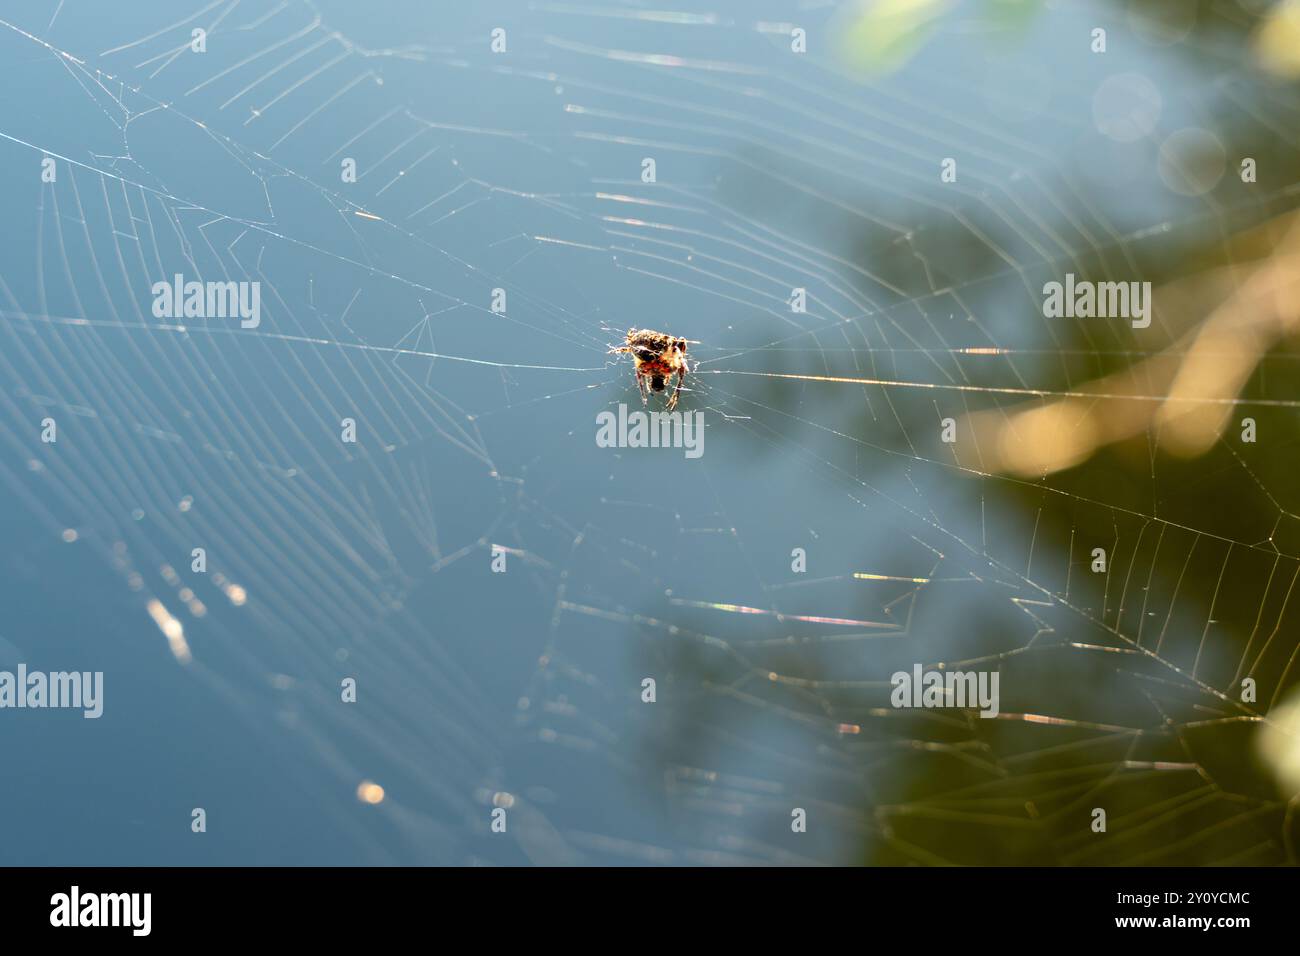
(610, 328, 693, 411)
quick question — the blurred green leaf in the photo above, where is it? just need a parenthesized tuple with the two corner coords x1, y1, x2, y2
(985, 0, 1043, 40)
(838, 0, 1044, 74)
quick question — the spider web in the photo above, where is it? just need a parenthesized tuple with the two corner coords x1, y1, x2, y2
(1, 0, 1299, 865)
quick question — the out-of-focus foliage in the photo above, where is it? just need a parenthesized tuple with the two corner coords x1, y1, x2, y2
(1255, 0, 1300, 77)
(837, 0, 1041, 74)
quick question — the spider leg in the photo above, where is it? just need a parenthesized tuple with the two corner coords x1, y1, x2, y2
(636, 372, 649, 406)
(666, 365, 685, 411)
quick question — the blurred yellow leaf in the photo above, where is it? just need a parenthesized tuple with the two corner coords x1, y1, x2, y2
(1254, 0, 1300, 78)
(838, 0, 955, 74)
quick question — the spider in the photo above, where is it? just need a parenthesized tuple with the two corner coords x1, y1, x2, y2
(610, 328, 692, 411)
